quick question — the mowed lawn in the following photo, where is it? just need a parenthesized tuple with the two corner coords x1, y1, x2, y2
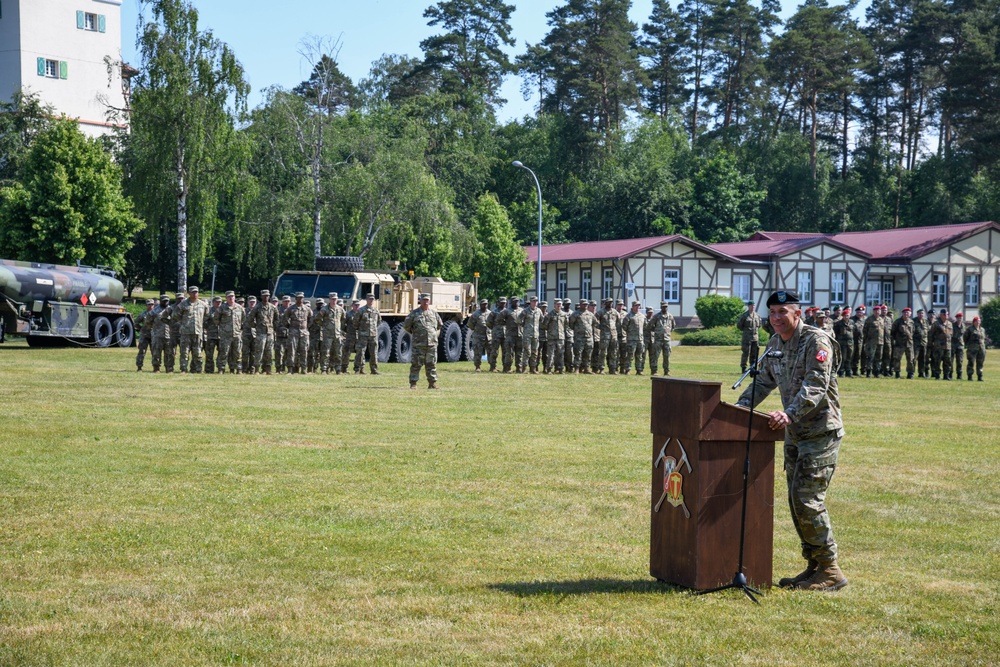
(1, 341, 998, 666)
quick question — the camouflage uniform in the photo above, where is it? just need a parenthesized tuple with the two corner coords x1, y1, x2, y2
(862, 312, 884, 377)
(622, 306, 646, 374)
(468, 302, 492, 371)
(880, 311, 894, 376)
(649, 305, 675, 376)
(562, 301, 575, 372)
(570, 301, 596, 373)
(598, 304, 621, 374)
(643, 309, 654, 372)
(283, 296, 312, 374)
(176, 292, 209, 373)
(538, 306, 548, 367)
(517, 301, 544, 373)
(929, 315, 953, 380)
(890, 313, 915, 378)
(832, 314, 855, 377)
(214, 297, 244, 373)
(152, 299, 174, 372)
(913, 314, 929, 378)
(502, 299, 523, 373)
(307, 300, 323, 372)
(404, 299, 443, 387)
(736, 306, 762, 372)
(850, 309, 867, 374)
(354, 298, 381, 374)
(543, 305, 567, 373)
(203, 300, 221, 373)
(951, 317, 967, 378)
(341, 304, 358, 373)
(249, 294, 278, 374)
(964, 320, 987, 381)
(486, 300, 507, 372)
(616, 302, 629, 371)
(134, 303, 156, 371)
(169, 294, 183, 360)
(737, 320, 843, 572)
(320, 298, 346, 373)
(241, 299, 256, 373)
(274, 300, 290, 373)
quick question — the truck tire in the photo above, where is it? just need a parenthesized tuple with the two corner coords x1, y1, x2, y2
(376, 321, 392, 363)
(315, 255, 364, 272)
(90, 316, 113, 348)
(460, 323, 473, 361)
(392, 322, 412, 364)
(438, 320, 462, 363)
(113, 317, 135, 348)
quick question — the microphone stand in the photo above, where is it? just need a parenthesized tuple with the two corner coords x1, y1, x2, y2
(695, 341, 767, 604)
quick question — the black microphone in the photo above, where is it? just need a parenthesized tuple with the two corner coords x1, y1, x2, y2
(764, 350, 782, 358)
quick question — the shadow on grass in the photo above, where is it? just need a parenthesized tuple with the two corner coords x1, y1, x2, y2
(489, 578, 687, 597)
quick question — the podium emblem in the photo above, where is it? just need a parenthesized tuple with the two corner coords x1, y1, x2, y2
(654, 438, 692, 518)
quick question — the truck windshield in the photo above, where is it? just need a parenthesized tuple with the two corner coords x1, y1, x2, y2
(275, 274, 318, 298)
(316, 275, 358, 300)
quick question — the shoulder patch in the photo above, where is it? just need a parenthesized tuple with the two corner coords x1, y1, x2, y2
(816, 349, 829, 362)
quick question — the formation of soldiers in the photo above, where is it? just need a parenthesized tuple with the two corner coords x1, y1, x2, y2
(134, 287, 385, 376)
(467, 295, 676, 376)
(736, 301, 990, 381)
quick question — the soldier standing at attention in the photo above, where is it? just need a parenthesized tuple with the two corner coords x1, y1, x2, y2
(468, 299, 491, 372)
(152, 294, 174, 373)
(890, 307, 915, 378)
(614, 299, 627, 371)
(176, 286, 209, 373)
(598, 298, 620, 374)
(562, 298, 575, 372)
(169, 293, 184, 360)
(404, 293, 443, 389)
(341, 299, 359, 374)
(320, 293, 345, 374)
(284, 292, 312, 374)
(135, 299, 157, 371)
(913, 309, 929, 378)
(862, 306, 883, 377)
(543, 300, 567, 374)
(249, 289, 278, 374)
(649, 301, 675, 376)
(622, 300, 647, 375)
(964, 315, 988, 381)
(275, 295, 290, 373)
(241, 296, 256, 373)
(354, 293, 382, 375)
(833, 308, 855, 377)
(203, 295, 222, 373)
(214, 291, 243, 373)
(951, 313, 966, 379)
(538, 301, 549, 367)
(307, 298, 323, 373)
(736, 301, 762, 373)
(518, 296, 544, 373)
(929, 309, 953, 380)
(570, 299, 596, 373)
(880, 306, 894, 377)
(643, 307, 655, 372)
(486, 297, 507, 373)
(503, 297, 523, 373)
(736, 290, 848, 592)
(850, 305, 867, 376)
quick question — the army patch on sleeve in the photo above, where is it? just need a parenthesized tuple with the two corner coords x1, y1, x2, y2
(816, 348, 830, 362)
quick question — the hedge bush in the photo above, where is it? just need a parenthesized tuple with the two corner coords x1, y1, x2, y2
(695, 294, 746, 329)
(681, 326, 742, 346)
(981, 295, 1000, 348)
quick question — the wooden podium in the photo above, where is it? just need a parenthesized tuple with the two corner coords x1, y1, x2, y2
(649, 377, 782, 590)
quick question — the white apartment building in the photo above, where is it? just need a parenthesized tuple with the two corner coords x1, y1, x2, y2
(0, 0, 128, 137)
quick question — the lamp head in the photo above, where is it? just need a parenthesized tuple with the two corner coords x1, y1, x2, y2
(512, 160, 524, 168)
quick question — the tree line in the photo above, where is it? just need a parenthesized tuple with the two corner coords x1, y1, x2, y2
(1, 0, 999, 299)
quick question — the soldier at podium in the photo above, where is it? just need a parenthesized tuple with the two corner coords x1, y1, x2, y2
(735, 290, 849, 593)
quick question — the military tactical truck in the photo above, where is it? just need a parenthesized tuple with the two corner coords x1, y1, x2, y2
(0, 258, 135, 347)
(273, 257, 477, 363)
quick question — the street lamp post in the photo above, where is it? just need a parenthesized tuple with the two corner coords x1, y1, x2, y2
(512, 160, 543, 299)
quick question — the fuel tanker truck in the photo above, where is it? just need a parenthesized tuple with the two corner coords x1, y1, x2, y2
(0, 258, 135, 347)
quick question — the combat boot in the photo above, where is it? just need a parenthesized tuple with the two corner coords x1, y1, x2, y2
(795, 562, 848, 592)
(409, 381, 417, 390)
(428, 381, 439, 390)
(895, 371, 900, 378)
(778, 560, 817, 588)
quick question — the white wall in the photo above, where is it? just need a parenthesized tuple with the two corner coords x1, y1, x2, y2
(0, 0, 23, 102)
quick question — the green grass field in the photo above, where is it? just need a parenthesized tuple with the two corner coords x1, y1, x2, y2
(1, 341, 998, 666)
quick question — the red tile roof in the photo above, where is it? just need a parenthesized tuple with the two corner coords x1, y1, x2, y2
(711, 236, 867, 260)
(524, 235, 741, 263)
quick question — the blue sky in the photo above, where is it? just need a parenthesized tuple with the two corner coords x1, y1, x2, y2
(119, 0, 655, 122)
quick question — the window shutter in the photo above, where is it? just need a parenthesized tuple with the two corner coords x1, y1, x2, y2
(98, 14, 106, 33)
(76, 10, 84, 29)
(59, 61, 68, 80)
(38, 57, 46, 76)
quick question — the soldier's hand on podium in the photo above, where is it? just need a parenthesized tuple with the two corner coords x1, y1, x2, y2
(767, 410, 790, 430)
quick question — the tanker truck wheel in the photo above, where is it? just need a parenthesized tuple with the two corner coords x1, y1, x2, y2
(460, 323, 473, 361)
(391, 323, 412, 364)
(90, 316, 114, 348)
(315, 255, 364, 272)
(113, 317, 135, 348)
(376, 321, 392, 363)
(438, 320, 463, 363)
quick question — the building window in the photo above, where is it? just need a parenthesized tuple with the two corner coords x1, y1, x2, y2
(881, 281, 894, 307)
(797, 270, 813, 305)
(602, 268, 614, 300)
(581, 269, 592, 301)
(831, 271, 846, 304)
(965, 273, 980, 306)
(866, 281, 881, 307)
(45, 59, 58, 78)
(84, 12, 96, 30)
(932, 273, 947, 306)
(663, 269, 680, 303)
(733, 274, 751, 303)
(539, 270, 547, 302)
(557, 270, 567, 300)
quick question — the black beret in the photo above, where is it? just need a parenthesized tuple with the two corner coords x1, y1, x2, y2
(766, 290, 800, 308)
